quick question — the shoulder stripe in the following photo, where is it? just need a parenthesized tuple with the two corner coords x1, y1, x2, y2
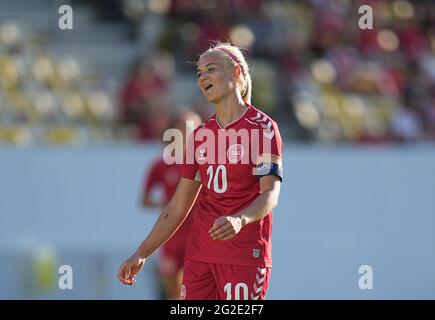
(261, 121, 272, 129)
(244, 118, 259, 126)
(249, 112, 262, 121)
(248, 109, 275, 138)
(258, 116, 268, 123)
(263, 130, 275, 140)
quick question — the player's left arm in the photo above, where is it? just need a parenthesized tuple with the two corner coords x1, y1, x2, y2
(209, 156, 282, 241)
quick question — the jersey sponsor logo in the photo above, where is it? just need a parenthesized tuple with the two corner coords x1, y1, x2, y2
(227, 144, 244, 163)
(198, 148, 207, 161)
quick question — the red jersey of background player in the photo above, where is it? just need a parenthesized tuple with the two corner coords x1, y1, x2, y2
(182, 104, 283, 268)
(144, 160, 194, 260)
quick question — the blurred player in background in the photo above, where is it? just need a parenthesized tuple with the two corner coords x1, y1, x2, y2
(142, 110, 202, 299)
(118, 42, 283, 300)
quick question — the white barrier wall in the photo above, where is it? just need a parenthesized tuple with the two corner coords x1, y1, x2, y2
(0, 144, 434, 299)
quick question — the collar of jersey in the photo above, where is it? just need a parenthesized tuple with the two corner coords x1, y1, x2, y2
(214, 104, 251, 130)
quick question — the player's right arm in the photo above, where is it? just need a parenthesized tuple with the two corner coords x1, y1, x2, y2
(117, 177, 201, 285)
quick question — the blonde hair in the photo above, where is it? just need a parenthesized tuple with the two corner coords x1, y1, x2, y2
(201, 42, 252, 104)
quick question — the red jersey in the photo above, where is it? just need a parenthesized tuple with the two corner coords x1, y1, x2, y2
(182, 104, 283, 268)
(143, 159, 194, 255)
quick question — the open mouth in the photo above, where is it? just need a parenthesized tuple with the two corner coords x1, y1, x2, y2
(204, 84, 213, 92)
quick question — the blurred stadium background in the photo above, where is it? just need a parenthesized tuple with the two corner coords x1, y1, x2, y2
(0, 0, 435, 299)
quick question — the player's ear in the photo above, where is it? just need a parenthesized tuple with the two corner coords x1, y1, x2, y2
(232, 65, 241, 80)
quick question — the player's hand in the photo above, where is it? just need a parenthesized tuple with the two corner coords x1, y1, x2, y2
(117, 255, 145, 286)
(209, 215, 243, 241)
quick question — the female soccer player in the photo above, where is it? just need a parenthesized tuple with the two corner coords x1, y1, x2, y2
(118, 42, 283, 300)
(142, 110, 201, 299)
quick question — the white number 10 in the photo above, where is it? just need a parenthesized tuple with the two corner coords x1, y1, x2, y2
(224, 282, 248, 300)
(206, 165, 227, 193)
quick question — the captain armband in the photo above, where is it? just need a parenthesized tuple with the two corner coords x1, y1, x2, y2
(254, 162, 283, 181)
